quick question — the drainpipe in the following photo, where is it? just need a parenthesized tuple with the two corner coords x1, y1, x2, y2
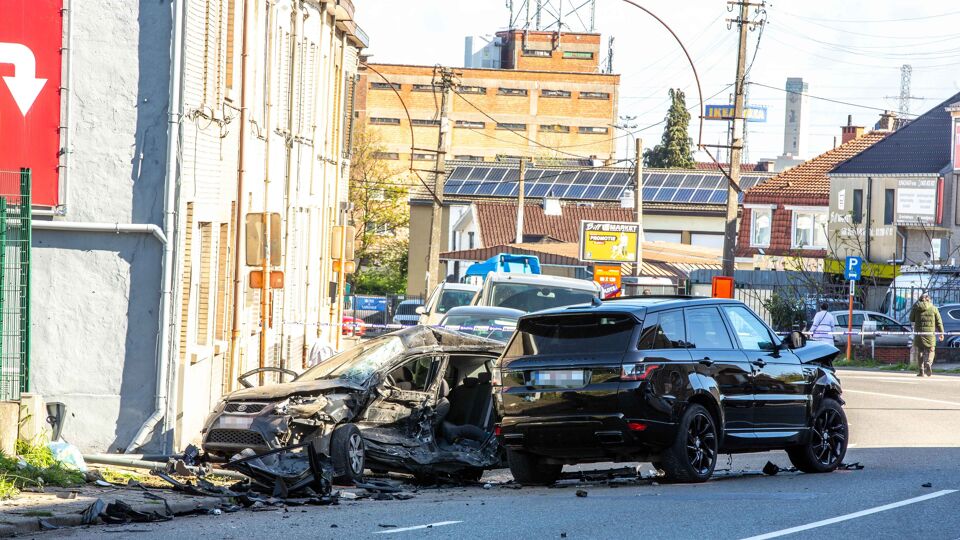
(228, 0, 253, 393)
(125, 0, 185, 453)
(865, 176, 873, 261)
(260, 0, 277, 384)
(58, 0, 74, 215)
(32, 222, 166, 243)
(279, 1, 300, 371)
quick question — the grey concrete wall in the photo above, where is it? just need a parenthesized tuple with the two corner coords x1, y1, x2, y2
(31, 1, 171, 452)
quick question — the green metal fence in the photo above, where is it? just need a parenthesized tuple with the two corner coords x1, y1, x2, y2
(0, 169, 30, 401)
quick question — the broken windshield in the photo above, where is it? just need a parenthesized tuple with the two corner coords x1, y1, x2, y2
(297, 336, 406, 385)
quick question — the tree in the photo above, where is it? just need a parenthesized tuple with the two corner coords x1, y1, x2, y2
(347, 129, 410, 295)
(644, 88, 695, 169)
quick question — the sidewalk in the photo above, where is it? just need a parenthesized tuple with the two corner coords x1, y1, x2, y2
(0, 482, 224, 537)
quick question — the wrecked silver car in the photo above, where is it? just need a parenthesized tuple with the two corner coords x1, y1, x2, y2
(201, 326, 504, 483)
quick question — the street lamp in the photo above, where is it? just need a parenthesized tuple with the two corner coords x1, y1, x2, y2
(611, 115, 637, 161)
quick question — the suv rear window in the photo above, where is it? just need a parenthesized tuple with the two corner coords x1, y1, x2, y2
(505, 315, 635, 356)
(489, 283, 596, 312)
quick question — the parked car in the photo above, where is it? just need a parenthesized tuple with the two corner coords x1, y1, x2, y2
(473, 272, 601, 313)
(417, 282, 481, 326)
(934, 304, 960, 348)
(439, 306, 524, 343)
(201, 326, 505, 483)
(829, 310, 911, 348)
(392, 299, 423, 327)
(341, 316, 366, 337)
(496, 296, 845, 485)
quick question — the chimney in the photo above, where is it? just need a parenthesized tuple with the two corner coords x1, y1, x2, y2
(542, 197, 562, 216)
(874, 110, 899, 132)
(841, 114, 864, 144)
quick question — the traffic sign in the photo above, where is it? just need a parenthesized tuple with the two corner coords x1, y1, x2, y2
(844, 256, 863, 281)
(0, 0, 62, 207)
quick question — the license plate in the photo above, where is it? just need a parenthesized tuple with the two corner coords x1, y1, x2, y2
(218, 415, 254, 429)
(530, 370, 585, 387)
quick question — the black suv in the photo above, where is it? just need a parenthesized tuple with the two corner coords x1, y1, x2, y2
(495, 297, 845, 484)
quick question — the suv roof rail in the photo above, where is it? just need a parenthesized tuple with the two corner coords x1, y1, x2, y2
(603, 294, 699, 301)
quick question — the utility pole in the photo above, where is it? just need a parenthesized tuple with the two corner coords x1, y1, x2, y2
(516, 158, 526, 244)
(633, 137, 643, 277)
(426, 67, 455, 295)
(721, 0, 760, 277)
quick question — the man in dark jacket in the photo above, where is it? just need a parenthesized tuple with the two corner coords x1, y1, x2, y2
(909, 294, 944, 377)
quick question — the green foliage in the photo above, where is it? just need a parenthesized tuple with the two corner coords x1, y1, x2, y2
(762, 292, 806, 332)
(351, 249, 408, 295)
(643, 89, 695, 169)
(0, 440, 85, 500)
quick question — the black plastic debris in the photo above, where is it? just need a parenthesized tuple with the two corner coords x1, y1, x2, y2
(37, 518, 60, 531)
(839, 462, 864, 470)
(181, 444, 201, 466)
(223, 442, 334, 499)
(922, 482, 932, 488)
(575, 489, 588, 498)
(80, 498, 107, 525)
(762, 461, 780, 476)
(101, 499, 173, 524)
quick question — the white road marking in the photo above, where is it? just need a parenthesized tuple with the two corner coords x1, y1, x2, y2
(374, 521, 464, 535)
(740, 490, 958, 540)
(843, 389, 960, 407)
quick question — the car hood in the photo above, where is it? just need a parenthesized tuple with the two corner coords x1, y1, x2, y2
(795, 340, 841, 365)
(224, 378, 365, 401)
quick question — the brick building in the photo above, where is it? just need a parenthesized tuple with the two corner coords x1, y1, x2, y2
(356, 31, 620, 164)
(736, 125, 889, 269)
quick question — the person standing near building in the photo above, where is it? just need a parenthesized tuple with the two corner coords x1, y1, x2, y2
(909, 293, 944, 377)
(809, 302, 837, 344)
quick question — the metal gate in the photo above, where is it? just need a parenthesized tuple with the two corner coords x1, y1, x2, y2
(0, 169, 31, 400)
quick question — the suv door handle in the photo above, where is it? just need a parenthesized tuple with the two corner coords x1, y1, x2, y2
(751, 359, 767, 368)
(698, 358, 714, 367)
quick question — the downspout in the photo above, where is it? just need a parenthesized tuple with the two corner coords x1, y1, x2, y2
(228, 0, 253, 391)
(32, 222, 166, 243)
(58, 0, 74, 215)
(865, 176, 872, 261)
(260, 0, 277, 384)
(125, 0, 185, 453)
(279, 1, 300, 371)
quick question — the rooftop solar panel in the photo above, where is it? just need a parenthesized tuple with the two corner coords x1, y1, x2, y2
(467, 167, 490, 180)
(487, 168, 507, 182)
(611, 172, 630, 185)
(708, 190, 726, 203)
(674, 188, 695, 202)
(600, 186, 623, 200)
(680, 174, 703, 188)
(565, 184, 588, 199)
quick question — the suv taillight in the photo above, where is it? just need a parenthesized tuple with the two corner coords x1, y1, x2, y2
(621, 363, 659, 381)
(491, 368, 502, 386)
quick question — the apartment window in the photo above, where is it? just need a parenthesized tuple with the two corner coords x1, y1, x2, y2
(225, 0, 236, 90)
(369, 117, 400, 125)
(852, 189, 864, 224)
(468, 231, 476, 249)
(885, 188, 895, 225)
(411, 118, 441, 126)
(580, 91, 610, 100)
(578, 126, 609, 134)
(540, 124, 570, 133)
(196, 223, 214, 347)
(412, 153, 434, 161)
(455, 120, 485, 129)
(412, 83, 441, 92)
(454, 155, 484, 161)
(563, 50, 594, 59)
(521, 49, 551, 57)
(370, 81, 400, 91)
(373, 152, 399, 160)
(496, 122, 526, 131)
(541, 89, 571, 98)
(791, 210, 828, 249)
(750, 207, 771, 247)
(459, 86, 486, 94)
(498, 87, 528, 97)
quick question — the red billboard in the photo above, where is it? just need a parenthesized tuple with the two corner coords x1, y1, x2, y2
(0, 0, 62, 206)
(955, 119, 960, 171)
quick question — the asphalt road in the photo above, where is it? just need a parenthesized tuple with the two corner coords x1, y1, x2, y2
(34, 369, 960, 540)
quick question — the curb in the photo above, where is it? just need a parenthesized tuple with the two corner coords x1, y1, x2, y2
(0, 497, 224, 537)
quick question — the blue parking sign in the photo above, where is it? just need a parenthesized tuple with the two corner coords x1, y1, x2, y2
(844, 256, 862, 281)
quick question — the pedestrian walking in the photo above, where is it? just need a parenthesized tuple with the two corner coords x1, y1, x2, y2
(809, 302, 837, 344)
(909, 293, 943, 377)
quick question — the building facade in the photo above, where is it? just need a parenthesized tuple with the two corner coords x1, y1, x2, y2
(32, 0, 366, 453)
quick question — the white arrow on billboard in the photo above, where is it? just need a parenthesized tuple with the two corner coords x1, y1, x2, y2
(0, 42, 47, 116)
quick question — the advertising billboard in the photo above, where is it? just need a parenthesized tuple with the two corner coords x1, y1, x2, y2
(0, 0, 63, 207)
(579, 221, 640, 263)
(703, 104, 768, 123)
(895, 177, 938, 224)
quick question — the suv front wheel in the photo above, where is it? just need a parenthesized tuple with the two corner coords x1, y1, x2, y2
(787, 398, 847, 473)
(506, 449, 562, 486)
(661, 404, 718, 483)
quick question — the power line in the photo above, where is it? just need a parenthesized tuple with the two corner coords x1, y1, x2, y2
(749, 81, 920, 116)
(781, 9, 960, 24)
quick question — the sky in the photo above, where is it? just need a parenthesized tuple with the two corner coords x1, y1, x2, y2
(359, 0, 960, 162)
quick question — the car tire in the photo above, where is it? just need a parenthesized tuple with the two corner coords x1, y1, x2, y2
(330, 423, 365, 485)
(660, 404, 718, 483)
(787, 398, 848, 473)
(506, 449, 562, 486)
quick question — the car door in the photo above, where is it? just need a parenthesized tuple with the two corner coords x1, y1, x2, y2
(682, 306, 755, 442)
(833, 312, 865, 348)
(869, 313, 912, 346)
(722, 305, 809, 441)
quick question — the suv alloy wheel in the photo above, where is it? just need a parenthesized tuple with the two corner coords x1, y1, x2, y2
(660, 404, 718, 483)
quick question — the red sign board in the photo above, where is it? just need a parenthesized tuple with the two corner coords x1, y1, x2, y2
(954, 119, 960, 171)
(593, 264, 622, 298)
(0, 0, 63, 206)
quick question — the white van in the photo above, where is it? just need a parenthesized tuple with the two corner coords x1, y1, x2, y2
(416, 282, 481, 326)
(882, 266, 960, 322)
(472, 273, 601, 313)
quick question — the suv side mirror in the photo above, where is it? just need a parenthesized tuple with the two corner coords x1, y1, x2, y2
(415, 306, 426, 315)
(787, 330, 806, 349)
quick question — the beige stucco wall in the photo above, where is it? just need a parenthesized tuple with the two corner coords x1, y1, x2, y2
(408, 203, 452, 295)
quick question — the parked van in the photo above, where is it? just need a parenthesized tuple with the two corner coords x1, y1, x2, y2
(472, 273, 601, 313)
(881, 266, 960, 322)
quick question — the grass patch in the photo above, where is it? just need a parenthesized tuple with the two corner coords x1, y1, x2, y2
(23, 510, 53, 517)
(98, 468, 147, 485)
(834, 358, 909, 370)
(0, 440, 86, 500)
